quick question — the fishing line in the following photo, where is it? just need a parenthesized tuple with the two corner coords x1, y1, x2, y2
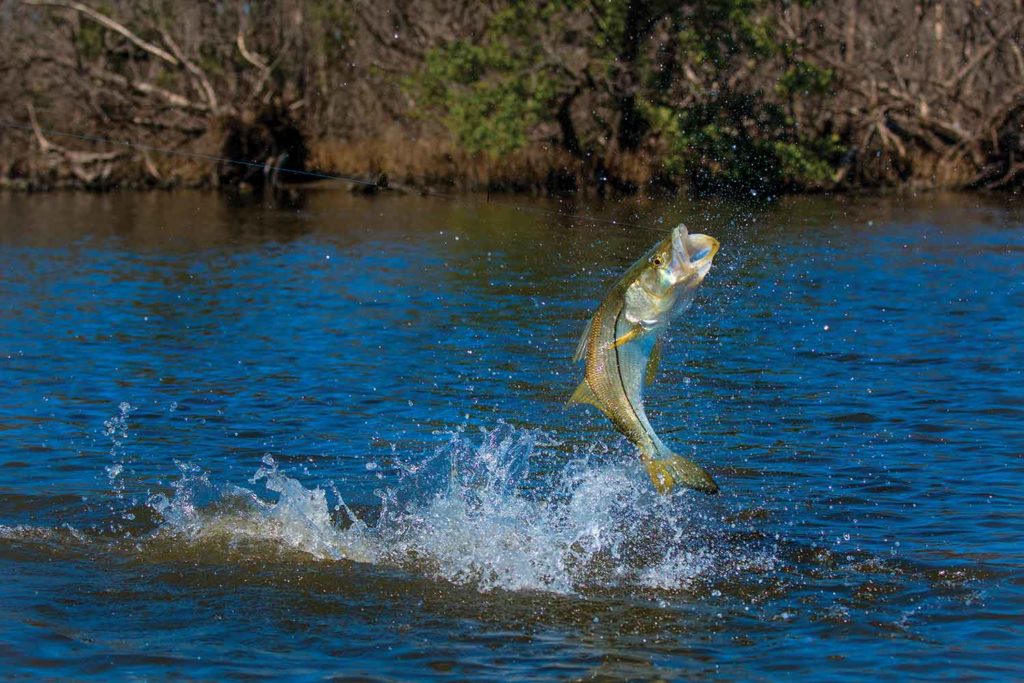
(0, 119, 671, 235)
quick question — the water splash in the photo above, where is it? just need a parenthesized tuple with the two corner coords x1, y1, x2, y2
(147, 424, 778, 594)
(102, 401, 134, 495)
(148, 458, 379, 564)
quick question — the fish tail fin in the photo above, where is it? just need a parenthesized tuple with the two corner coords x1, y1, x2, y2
(643, 450, 718, 495)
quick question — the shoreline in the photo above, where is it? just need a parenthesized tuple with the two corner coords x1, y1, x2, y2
(1, 177, 1017, 200)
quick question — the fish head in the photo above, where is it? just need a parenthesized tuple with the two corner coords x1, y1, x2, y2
(626, 224, 720, 328)
(637, 224, 719, 298)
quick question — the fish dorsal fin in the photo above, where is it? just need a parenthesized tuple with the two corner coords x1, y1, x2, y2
(572, 315, 593, 363)
(567, 380, 601, 408)
(645, 337, 663, 385)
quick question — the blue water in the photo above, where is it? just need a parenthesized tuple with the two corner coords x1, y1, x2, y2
(0, 190, 1021, 680)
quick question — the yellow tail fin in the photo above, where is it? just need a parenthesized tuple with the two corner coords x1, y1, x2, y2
(644, 454, 719, 495)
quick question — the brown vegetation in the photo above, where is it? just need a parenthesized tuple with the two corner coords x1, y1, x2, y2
(0, 0, 1021, 195)
(788, 0, 1024, 191)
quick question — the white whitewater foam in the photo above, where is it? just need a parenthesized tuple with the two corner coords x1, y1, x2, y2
(148, 425, 777, 594)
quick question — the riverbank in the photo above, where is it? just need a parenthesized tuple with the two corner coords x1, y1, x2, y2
(4, 2, 1021, 198)
(2, 130, 1021, 199)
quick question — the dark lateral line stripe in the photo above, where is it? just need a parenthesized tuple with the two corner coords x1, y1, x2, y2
(612, 305, 648, 449)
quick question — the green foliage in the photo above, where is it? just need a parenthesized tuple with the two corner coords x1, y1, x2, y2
(668, 93, 841, 196)
(407, 5, 563, 158)
(405, 0, 847, 193)
(407, 0, 665, 158)
(662, 1, 843, 194)
(776, 61, 833, 98)
(677, 0, 775, 67)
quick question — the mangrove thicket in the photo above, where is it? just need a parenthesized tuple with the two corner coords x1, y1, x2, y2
(1, 0, 1021, 196)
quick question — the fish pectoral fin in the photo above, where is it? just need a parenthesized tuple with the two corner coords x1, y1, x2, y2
(644, 454, 718, 495)
(645, 338, 663, 384)
(567, 380, 602, 409)
(572, 315, 594, 363)
(610, 324, 644, 349)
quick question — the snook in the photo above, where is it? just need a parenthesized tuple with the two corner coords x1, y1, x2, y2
(569, 224, 720, 494)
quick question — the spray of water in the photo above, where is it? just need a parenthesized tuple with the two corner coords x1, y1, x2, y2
(102, 401, 134, 495)
(146, 424, 778, 595)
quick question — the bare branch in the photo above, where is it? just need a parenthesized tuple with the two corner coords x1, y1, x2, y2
(236, 26, 273, 101)
(236, 30, 269, 73)
(22, 0, 180, 66)
(158, 29, 220, 114)
(27, 102, 129, 183)
(36, 54, 209, 112)
(26, 102, 54, 153)
(943, 17, 1022, 91)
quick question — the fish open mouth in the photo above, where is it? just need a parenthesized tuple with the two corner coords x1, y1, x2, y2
(684, 234, 719, 272)
(688, 238, 719, 263)
(669, 225, 719, 278)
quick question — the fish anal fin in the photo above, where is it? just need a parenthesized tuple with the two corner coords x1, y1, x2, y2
(567, 380, 601, 409)
(611, 324, 644, 349)
(645, 338, 663, 384)
(572, 316, 594, 363)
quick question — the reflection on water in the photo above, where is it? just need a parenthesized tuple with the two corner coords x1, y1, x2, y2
(0, 190, 1021, 680)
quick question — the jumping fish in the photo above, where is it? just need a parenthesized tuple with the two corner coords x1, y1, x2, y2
(569, 224, 720, 495)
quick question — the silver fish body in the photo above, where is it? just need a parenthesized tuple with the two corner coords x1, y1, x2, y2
(570, 224, 719, 494)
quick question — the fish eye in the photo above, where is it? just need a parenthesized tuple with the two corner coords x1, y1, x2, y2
(650, 256, 664, 267)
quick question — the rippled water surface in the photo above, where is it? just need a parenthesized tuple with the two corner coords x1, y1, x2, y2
(0, 190, 1021, 680)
